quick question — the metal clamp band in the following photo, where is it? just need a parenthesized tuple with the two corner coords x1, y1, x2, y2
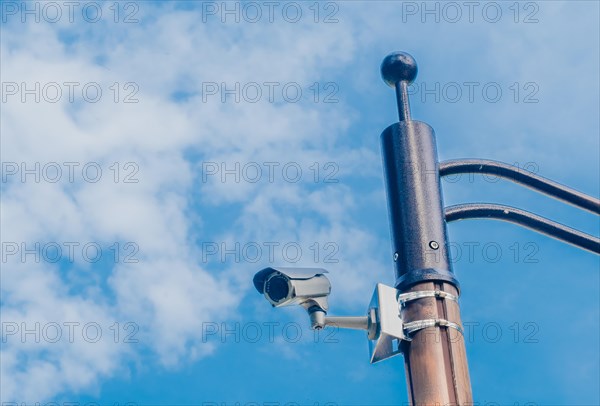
(403, 318, 464, 338)
(367, 284, 464, 361)
(397, 289, 459, 307)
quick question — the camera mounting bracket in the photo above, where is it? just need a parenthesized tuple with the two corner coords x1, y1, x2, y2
(368, 283, 463, 363)
(306, 283, 463, 363)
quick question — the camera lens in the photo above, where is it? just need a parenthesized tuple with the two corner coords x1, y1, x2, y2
(265, 274, 290, 302)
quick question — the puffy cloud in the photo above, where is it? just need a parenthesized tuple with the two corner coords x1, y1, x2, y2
(0, 2, 382, 401)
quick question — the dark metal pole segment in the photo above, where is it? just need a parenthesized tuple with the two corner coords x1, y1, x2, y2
(380, 52, 473, 405)
(445, 203, 600, 254)
(380, 52, 457, 291)
(440, 159, 600, 215)
(381, 122, 460, 289)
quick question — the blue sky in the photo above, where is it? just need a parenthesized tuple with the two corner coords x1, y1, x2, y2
(1, 1, 599, 405)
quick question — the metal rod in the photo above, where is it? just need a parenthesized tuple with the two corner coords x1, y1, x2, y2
(380, 52, 473, 405)
(445, 203, 600, 254)
(395, 81, 411, 122)
(439, 159, 600, 215)
(324, 316, 369, 331)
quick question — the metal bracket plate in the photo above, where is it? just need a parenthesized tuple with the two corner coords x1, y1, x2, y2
(368, 283, 406, 363)
(367, 283, 462, 363)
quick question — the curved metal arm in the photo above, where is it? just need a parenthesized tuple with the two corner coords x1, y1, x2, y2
(445, 203, 600, 254)
(440, 159, 600, 215)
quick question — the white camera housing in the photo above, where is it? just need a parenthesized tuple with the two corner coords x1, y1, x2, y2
(253, 267, 331, 311)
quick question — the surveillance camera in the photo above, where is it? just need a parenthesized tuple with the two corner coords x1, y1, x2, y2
(253, 267, 331, 312)
(253, 267, 378, 339)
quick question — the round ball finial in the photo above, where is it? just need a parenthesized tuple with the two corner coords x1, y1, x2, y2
(381, 52, 418, 87)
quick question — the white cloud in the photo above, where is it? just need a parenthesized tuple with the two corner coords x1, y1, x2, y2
(0, 2, 374, 401)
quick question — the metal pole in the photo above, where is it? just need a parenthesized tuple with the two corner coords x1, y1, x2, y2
(380, 52, 473, 404)
(439, 159, 600, 214)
